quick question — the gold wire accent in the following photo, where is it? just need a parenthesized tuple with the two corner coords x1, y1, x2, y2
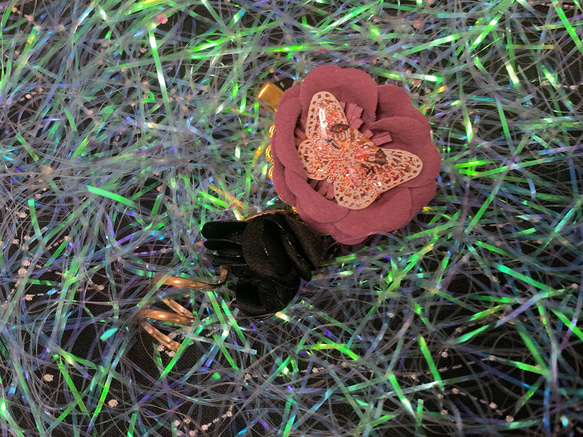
(265, 144, 273, 163)
(257, 84, 284, 189)
(139, 307, 194, 326)
(137, 266, 229, 351)
(138, 319, 182, 351)
(244, 208, 299, 221)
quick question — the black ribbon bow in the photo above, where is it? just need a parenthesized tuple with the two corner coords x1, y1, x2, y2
(202, 212, 324, 316)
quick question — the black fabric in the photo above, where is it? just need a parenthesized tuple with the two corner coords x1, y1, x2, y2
(202, 212, 324, 316)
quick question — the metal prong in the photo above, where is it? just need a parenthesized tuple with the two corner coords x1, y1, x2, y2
(155, 276, 212, 289)
(138, 266, 231, 349)
(161, 298, 196, 319)
(139, 319, 182, 351)
(138, 308, 195, 326)
(156, 266, 229, 290)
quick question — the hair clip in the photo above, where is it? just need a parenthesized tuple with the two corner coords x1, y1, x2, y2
(137, 211, 323, 350)
(138, 65, 440, 349)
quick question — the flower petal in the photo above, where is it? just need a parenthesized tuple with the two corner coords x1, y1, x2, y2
(272, 95, 305, 176)
(370, 117, 431, 149)
(344, 102, 365, 130)
(377, 85, 430, 127)
(288, 170, 349, 224)
(300, 65, 379, 125)
(334, 233, 368, 245)
(299, 214, 365, 244)
(271, 154, 297, 207)
(278, 84, 301, 108)
(371, 131, 393, 146)
(408, 181, 438, 214)
(333, 188, 413, 238)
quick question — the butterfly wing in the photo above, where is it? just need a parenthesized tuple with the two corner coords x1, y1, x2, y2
(298, 92, 349, 182)
(298, 137, 344, 183)
(304, 91, 349, 142)
(334, 135, 423, 210)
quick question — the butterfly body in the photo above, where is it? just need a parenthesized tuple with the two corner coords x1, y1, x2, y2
(298, 92, 423, 210)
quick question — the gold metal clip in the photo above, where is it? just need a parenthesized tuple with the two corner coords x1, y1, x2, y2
(257, 82, 284, 113)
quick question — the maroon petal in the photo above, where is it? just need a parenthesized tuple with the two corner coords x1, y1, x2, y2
(277, 85, 301, 108)
(333, 233, 368, 245)
(371, 131, 393, 146)
(324, 183, 335, 200)
(309, 180, 334, 199)
(289, 170, 349, 224)
(272, 95, 305, 176)
(300, 65, 379, 125)
(294, 128, 305, 142)
(271, 155, 297, 207)
(370, 117, 431, 150)
(408, 181, 438, 214)
(300, 215, 366, 244)
(377, 85, 430, 127)
(299, 214, 336, 235)
(333, 188, 413, 238)
(344, 102, 365, 130)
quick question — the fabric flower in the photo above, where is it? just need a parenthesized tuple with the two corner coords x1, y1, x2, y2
(270, 65, 441, 244)
(202, 212, 324, 316)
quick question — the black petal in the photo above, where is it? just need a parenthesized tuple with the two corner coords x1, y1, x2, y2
(202, 212, 324, 316)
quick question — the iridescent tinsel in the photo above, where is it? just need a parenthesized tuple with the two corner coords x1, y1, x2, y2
(1, 1, 582, 436)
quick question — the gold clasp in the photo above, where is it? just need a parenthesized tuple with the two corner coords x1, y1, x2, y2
(257, 82, 284, 113)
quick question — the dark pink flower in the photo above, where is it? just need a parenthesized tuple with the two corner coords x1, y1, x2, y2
(270, 65, 441, 244)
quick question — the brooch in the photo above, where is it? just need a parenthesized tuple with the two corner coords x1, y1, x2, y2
(137, 65, 440, 349)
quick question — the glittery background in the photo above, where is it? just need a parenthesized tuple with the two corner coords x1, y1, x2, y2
(1, 0, 582, 436)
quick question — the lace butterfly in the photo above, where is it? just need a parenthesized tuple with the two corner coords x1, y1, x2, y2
(298, 92, 423, 210)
